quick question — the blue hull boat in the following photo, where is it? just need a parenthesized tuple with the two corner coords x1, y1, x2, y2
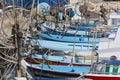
(21, 59, 90, 78)
(28, 39, 98, 51)
(40, 23, 103, 38)
(24, 53, 91, 66)
(39, 32, 100, 43)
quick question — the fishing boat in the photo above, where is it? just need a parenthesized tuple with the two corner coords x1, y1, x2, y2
(37, 77, 92, 80)
(40, 22, 88, 34)
(39, 32, 100, 43)
(21, 59, 90, 78)
(39, 22, 103, 38)
(96, 47, 120, 60)
(104, 27, 118, 37)
(24, 53, 91, 67)
(98, 26, 120, 50)
(28, 39, 98, 51)
(84, 59, 120, 80)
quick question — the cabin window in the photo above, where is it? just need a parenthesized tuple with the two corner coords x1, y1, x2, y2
(78, 35, 82, 37)
(112, 18, 120, 25)
(112, 65, 119, 75)
(83, 35, 88, 37)
(92, 63, 106, 74)
(68, 44, 82, 47)
(76, 45, 82, 47)
(83, 45, 88, 47)
(90, 46, 93, 47)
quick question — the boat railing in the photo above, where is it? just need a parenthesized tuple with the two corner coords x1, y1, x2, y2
(90, 63, 120, 75)
(66, 55, 98, 64)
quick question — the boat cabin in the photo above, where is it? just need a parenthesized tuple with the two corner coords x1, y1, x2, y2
(91, 60, 120, 75)
(108, 12, 120, 26)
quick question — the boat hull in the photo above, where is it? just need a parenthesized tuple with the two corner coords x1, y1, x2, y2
(84, 60, 120, 80)
(21, 59, 90, 78)
(27, 66, 80, 78)
(28, 39, 99, 51)
(24, 57, 91, 67)
(85, 75, 120, 80)
(40, 33, 100, 43)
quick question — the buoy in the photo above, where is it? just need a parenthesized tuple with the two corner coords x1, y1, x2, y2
(70, 9, 75, 18)
(58, 10, 63, 20)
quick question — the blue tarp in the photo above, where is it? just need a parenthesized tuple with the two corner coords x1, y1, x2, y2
(2, 0, 68, 8)
(98, 60, 120, 66)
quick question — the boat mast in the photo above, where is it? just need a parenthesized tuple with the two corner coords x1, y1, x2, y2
(11, 0, 22, 77)
(14, 23, 22, 77)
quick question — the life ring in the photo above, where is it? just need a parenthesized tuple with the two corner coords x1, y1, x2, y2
(65, 7, 72, 16)
(65, 5, 74, 16)
(110, 55, 117, 60)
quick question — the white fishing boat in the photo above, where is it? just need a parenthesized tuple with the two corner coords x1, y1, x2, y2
(21, 59, 90, 78)
(108, 12, 120, 26)
(97, 47, 120, 60)
(84, 59, 120, 80)
(98, 26, 120, 50)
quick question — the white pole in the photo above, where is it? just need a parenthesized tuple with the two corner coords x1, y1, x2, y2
(37, 0, 39, 6)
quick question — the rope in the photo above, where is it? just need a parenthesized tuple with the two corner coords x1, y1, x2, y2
(0, 55, 17, 64)
(7, 64, 17, 79)
(0, 46, 14, 49)
(42, 49, 52, 69)
(24, 0, 35, 46)
(0, 1, 9, 39)
(0, 63, 12, 79)
(77, 73, 85, 80)
(0, 50, 17, 60)
(1, 63, 16, 79)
